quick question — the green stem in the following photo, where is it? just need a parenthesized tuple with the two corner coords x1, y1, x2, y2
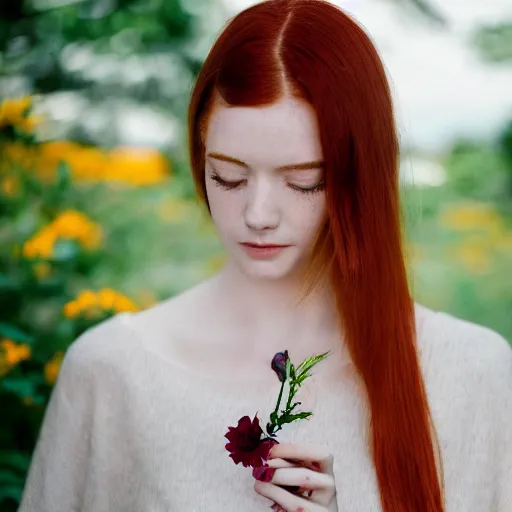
(285, 382, 296, 412)
(272, 377, 286, 418)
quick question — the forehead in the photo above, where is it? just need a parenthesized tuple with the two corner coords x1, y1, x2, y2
(205, 96, 323, 166)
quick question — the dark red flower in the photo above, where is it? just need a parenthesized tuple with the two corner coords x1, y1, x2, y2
(225, 414, 278, 468)
(252, 463, 276, 482)
(271, 350, 289, 382)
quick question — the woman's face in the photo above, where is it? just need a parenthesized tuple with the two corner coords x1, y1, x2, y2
(204, 95, 327, 281)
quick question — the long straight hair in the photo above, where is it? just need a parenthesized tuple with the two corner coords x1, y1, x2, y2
(187, 1, 444, 510)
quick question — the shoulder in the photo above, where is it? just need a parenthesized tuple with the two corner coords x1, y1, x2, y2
(64, 312, 133, 366)
(63, 274, 217, 371)
(417, 304, 512, 397)
(57, 312, 137, 390)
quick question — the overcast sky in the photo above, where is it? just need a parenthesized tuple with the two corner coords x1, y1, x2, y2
(221, 0, 512, 153)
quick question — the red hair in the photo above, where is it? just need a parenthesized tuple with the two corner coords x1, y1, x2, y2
(187, 1, 445, 510)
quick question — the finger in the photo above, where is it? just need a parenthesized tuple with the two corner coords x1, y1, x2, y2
(254, 480, 324, 512)
(270, 467, 336, 507)
(269, 443, 334, 473)
(271, 467, 334, 491)
(266, 458, 298, 469)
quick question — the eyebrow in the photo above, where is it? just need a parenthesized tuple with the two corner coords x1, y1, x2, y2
(206, 152, 324, 171)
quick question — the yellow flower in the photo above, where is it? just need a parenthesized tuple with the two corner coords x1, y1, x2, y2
(63, 300, 80, 319)
(22, 210, 103, 260)
(450, 238, 491, 274)
(5, 138, 170, 186)
(52, 210, 103, 249)
(1, 175, 20, 196)
(157, 198, 194, 223)
(63, 288, 140, 318)
(0, 339, 31, 376)
(97, 288, 118, 310)
(105, 147, 170, 186)
(0, 96, 41, 134)
(440, 203, 503, 234)
(113, 294, 139, 313)
(34, 262, 52, 279)
(22, 229, 57, 259)
(76, 290, 99, 309)
(1, 142, 39, 174)
(44, 352, 64, 385)
(18, 115, 43, 133)
(81, 228, 103, 250)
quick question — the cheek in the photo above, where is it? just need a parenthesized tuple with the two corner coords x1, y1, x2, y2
(206, 185, 241, 231)
(293, 195, 326, 237)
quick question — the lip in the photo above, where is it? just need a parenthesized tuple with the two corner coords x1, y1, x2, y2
(239, 242, 291, 259)
(240, 243, 289, 248)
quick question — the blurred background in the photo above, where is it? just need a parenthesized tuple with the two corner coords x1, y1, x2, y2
(0, 0, 511, 509)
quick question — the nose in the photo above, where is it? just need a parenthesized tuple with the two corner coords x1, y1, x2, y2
(244, 178, 280, 231)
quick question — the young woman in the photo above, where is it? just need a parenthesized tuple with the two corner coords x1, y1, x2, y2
(19, 1, 511, 511)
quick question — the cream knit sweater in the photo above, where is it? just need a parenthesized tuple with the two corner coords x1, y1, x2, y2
(18, 304, 512, 511)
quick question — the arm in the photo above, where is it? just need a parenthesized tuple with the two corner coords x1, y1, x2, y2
(18, 337, 95, 512)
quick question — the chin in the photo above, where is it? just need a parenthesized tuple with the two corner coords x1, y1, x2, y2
(242, 266, 291, 281)
(235, 255, 301, 282)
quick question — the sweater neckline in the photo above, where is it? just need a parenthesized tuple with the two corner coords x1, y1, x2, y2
(118, 302, 432, 388)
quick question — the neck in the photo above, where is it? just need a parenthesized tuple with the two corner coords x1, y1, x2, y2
(211, 261, 342, 361)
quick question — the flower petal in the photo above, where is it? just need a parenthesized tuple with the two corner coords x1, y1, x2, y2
(252, 464, 276, 482)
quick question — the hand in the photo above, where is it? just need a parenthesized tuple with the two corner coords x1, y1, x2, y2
(253, 442, 338, 512)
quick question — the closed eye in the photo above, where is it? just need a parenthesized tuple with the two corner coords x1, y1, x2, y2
(209, 172, 324, 195)
(289, 182, 325, 194)
(210, 173, 245, 190)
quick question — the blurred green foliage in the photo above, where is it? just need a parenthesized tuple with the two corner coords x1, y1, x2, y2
(404, 132, 512, 342)
(0, 1, 224, 508)
(473, 22, 512, 63)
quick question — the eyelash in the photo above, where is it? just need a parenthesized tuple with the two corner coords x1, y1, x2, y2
(209, 173, 325, 195)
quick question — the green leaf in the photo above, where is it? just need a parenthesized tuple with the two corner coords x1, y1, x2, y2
(279, 411, 313, 425)
(55, 161, 72, 191)
(0, 468, 24, 485)
(287, 401, 301, 413)
(0, 452, 31, 475)
(289, 363, 296, 381)
(0, 483, 23, 504)
(0, 274, 22, 292)
(285, 358, 291, 381)
(1, 378, 37, 399)
(295, 351, 331, 379)
(0, 323, 34, 345)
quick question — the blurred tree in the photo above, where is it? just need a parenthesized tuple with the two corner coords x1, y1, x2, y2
(472, 22, 512, 63)
(0, 0, 225, 148)
(394, 0, 447, 27)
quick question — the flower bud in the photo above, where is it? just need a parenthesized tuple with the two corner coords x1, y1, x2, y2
(271, 350, 289, 382)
